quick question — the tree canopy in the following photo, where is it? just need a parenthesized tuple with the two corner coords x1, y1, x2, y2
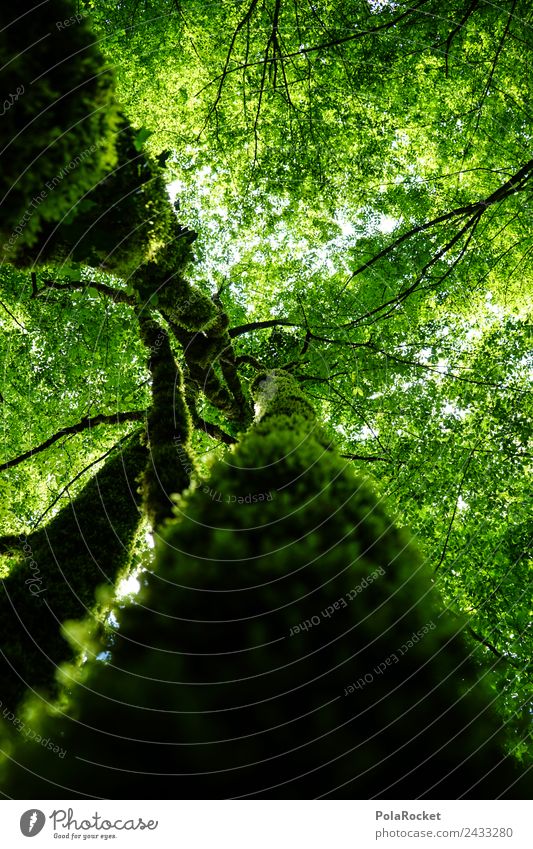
(0, 0, 531, 797)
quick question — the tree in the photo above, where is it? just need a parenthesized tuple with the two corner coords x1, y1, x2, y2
(0, 0, 119, 264)
(0, 433, 146, 713)
(0, 0, 531, 798)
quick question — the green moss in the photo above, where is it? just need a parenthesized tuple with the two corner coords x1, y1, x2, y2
(133, 250, 250, 422)
(24, 123, 192, 274)
(158, 286, 219, 333)
(131, 241, 216, 329)
(1, 374, 529, 799)
(138, 318, 194, 529)
(0, 1, 120, 263)
(0, 432, 146, 712)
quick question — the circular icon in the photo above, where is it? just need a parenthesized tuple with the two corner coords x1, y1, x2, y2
(20, 810, 46, 837)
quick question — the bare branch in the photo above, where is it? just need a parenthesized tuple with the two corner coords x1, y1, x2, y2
(30, 432, 137, 530)
(0, 411, 145, 473)
(442, 0, 479, 77)
(229, 319, 301, 337)
(33, 277, 134, 305)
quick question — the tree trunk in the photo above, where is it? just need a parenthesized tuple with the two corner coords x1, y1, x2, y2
(1, 374, 528, 798)
(0, 433, 146, 712)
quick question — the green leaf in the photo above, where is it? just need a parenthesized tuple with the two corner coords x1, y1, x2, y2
(133, 127, 154, 151)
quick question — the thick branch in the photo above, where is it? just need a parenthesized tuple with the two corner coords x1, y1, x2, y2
(229, 319, 301, 337)
(137, 314, 194, 529)
(165, 318, 245, 422)
(341, 157, 533, 326)
(342, 157, 533, 289)
(0, 411, 146, 473)
(34, 277, 134, 305)
(467, 626, 532, 673)
(157, 286, 252, 422)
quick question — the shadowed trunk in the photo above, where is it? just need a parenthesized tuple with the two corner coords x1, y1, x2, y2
(1, 374, 527, 799)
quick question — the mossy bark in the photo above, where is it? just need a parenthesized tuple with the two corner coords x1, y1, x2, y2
(137, 317, 195, 530)
(0, 1, 120, 263)
(132, 241, 251, 424)
(1, 375, 529, 799)
(24, 124, 190, 274)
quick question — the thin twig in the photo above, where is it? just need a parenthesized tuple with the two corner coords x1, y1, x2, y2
(30, 432, 138, 529)
(0, 411, 145, 473)
(229, 319, 301, 337)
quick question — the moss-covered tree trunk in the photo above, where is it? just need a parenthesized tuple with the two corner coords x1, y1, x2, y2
(0, 1, 120, 264)
(0, 433, 146, 713)
(1, 373, 528, 799)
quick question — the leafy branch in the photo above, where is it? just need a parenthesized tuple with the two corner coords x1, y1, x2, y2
(434, 442, 478, 574)
(31, 274, 134, 305)
(0, 411, 146, 473)
(229, 318, 301, 337)
(341, 453, 390, 463)
(30, 432, 139, 530)
(467, 626, 533, 674)
(364, 343, 518, 390)
(340, 157, 533, 327)
(441, 0, 480, 77)
(196, 0, 431, 98)
(202, 0, 260, 123)
(466, 0, 519, 146)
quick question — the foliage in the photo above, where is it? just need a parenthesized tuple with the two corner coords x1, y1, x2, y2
(25, 123, 197, 275)
(0, 433, 146, 712)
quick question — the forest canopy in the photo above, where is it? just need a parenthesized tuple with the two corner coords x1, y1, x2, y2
(0, 0, 531, 798)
